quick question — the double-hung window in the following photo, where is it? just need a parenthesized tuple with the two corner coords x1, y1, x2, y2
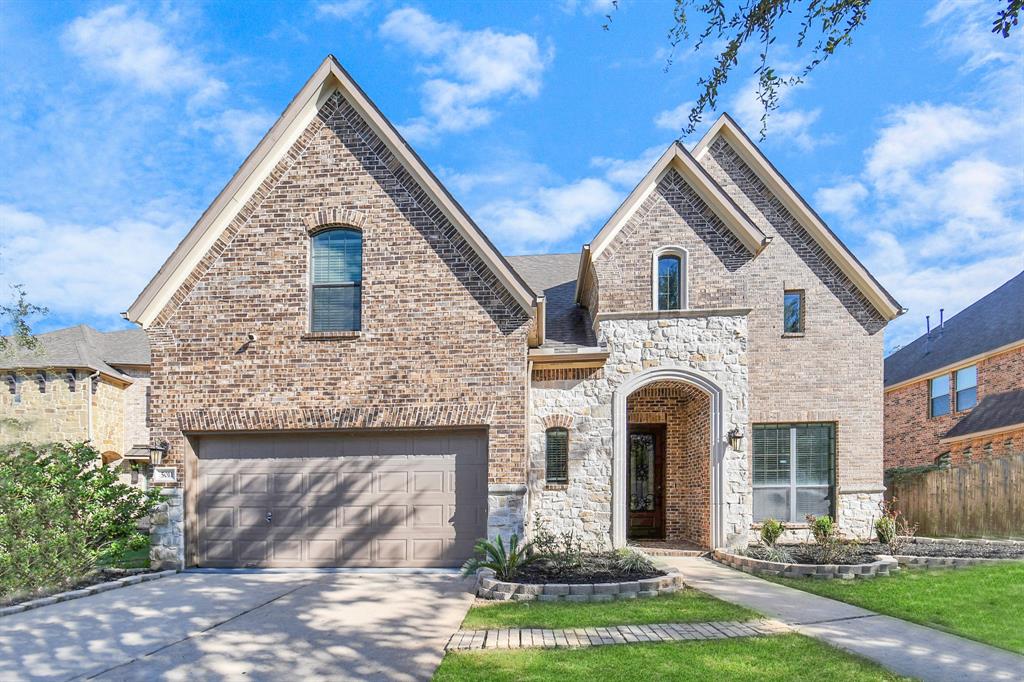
(310, 227, 362, 332)
(545, 428, 569, 484)
(752, 423, 835, 522)
(929, 375, 951, 417)
(955, 365, 977, 411)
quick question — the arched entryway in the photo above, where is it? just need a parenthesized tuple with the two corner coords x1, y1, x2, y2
(612, 367, 726, 549)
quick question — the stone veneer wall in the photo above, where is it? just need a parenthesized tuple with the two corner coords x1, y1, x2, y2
(626, 382, 711, 547)
(529, 314, 750, 549)
(149, 488, 185, 570)
(144, 90, 531, 560)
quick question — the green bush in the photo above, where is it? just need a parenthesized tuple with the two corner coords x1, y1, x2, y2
(805, 514, 850, 564)
(614, 547, 655, 573)
(461, 534, 538, 581)
(759, 518, 786, 547)
(0, 441, 162, 601)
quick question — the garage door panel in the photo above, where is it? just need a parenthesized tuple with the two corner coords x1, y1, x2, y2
(197, 430, 487, 568)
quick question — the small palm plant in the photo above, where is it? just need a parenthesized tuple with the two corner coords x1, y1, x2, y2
(461, 533, 538, 581)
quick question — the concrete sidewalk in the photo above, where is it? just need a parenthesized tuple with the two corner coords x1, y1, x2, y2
(664, 557, 1023, 682)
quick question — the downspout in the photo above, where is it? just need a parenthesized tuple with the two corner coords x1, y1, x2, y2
(85, 370, 100, 443)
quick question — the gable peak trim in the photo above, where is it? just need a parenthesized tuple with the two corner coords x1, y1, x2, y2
(692, 113, 903, 321)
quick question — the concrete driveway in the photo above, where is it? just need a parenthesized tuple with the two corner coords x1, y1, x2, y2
(0, 570, 475, 682)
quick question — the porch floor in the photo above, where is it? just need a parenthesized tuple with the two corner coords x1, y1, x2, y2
(628, 539, 708, 557)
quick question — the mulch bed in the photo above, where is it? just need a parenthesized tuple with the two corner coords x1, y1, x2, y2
(1, 567, 154, 608)
(510, 554, 665, 585)
(744, 541, 1024, 565)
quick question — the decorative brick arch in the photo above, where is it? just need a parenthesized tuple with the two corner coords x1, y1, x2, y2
(542, 414, 575, 430)
(302, 208, 369, 235)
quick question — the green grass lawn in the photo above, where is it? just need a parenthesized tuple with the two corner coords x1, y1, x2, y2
(772, 561, 1024, 653)
(434, 633, 911, 681)
(97, 547, 150, 569)
(461, 589, 757, 630)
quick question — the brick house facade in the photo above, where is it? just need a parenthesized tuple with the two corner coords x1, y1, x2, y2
(884, 273, 1024, 470)
(129, 57, 902, 568)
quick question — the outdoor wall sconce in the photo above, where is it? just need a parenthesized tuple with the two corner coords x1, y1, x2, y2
(728, 428, 744, 451)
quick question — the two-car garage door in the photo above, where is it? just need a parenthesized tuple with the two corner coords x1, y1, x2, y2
(196, 430, 488, 568)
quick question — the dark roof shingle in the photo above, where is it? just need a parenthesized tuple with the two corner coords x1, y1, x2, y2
(506, 253, 597, 351)
(944, 389, 1024, 440)
(0, 324, 149, 379)
(884, 271, 1024, 387)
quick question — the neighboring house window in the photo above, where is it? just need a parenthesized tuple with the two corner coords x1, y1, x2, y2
(929, 375, 951, 417)
(752, 423, 834, 523)
(310, 227, 362, 331)
(955, 365, 977, 411)
(653, 247, 687, 311)
(545, 427, 569, 484)
(783, 290, 804, 334)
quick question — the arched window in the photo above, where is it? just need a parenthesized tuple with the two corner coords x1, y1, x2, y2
(545, 427, 569, 484)
(654, 248, 686, 311)
(311, 227, 362, 331)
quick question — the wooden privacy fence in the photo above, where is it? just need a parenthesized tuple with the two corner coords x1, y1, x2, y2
(887, 453, 1024, 538)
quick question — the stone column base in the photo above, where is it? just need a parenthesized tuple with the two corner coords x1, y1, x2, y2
(487, 484, 527, 543)
(149, 487, 185, 570)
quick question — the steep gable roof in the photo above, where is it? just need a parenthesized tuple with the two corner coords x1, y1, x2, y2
(693, 113, 903, 321)
(885, 271, 1024, 388)
(127, 55, 537, 327)
(508, 253, 597, 351)
(589, 141, 769, 259)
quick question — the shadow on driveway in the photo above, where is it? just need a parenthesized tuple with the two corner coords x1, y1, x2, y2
(0, 571, 475, 681)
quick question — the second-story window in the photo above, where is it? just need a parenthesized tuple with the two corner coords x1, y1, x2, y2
(311, 227, 362, 332)
(930, 374, 951, 417)
(956, 365, 977, 411)
(657, 255, 682, 311)
(784, 290, 804, 334)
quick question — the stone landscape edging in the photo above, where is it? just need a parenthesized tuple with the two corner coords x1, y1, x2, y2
(476, 567, 684, 602)
(0, 569, 179, 618)
(712, 549, 898, 580)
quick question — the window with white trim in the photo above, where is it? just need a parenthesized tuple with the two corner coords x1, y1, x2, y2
(653, 247, 687, 311)
(311, 227, 362, 331)
(753, 423, 835, 522)
(929, 375, 950, 417)
(955, 365, 977, 411)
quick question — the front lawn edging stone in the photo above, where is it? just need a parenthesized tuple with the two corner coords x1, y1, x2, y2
(0, 569, 179, 618)
(475, 567, 684, 601)
(713, 549, 898, 580)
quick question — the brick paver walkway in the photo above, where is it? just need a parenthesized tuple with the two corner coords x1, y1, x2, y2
(446, 618, 789, 651)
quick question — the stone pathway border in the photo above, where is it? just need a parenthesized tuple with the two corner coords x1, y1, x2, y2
(713, 549, 898, 580)
(0, 569, 179, 618)
(445, 618, 789, 651)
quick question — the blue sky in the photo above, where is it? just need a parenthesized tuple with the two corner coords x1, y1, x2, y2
(0, 0, 1021, 352)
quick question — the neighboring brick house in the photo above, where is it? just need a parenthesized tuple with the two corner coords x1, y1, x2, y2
(0, 324, 158, 484)
(127, 56, 903, 569)
(884, 272, 1024, 470)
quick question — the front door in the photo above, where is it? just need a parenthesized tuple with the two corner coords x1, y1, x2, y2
(627, 426, 665, 539)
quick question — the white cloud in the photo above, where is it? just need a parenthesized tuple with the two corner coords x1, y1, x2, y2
(315, 0, 371, 20)
(476, 178, 620, 252)
(654, 101, 696, 131)
(62, 5, 226, 106)
(590, 145, 664, 187)
(730, 73, 826, 151)
(817, 3, 1024, 350)
(561, 0, 617, 15)
(194, 108, 277, 155)
(814, 181, 867, 219)
(0, 203, 187, 320)
(380, 8, 551, 141)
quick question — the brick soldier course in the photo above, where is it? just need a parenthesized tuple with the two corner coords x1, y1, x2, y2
(128, 56, 903, 569)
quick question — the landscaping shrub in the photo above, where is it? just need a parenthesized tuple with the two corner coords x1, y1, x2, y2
(461, 533, 538, 581)
(614, 547, 655, 573)
(805, 514, 850, 564)
(757, 518, 793, 562)
(874, 498, 917, 555)
(0, 441, 162, 601)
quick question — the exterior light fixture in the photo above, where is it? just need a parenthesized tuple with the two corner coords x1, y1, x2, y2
(727, 428, 744, 451)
